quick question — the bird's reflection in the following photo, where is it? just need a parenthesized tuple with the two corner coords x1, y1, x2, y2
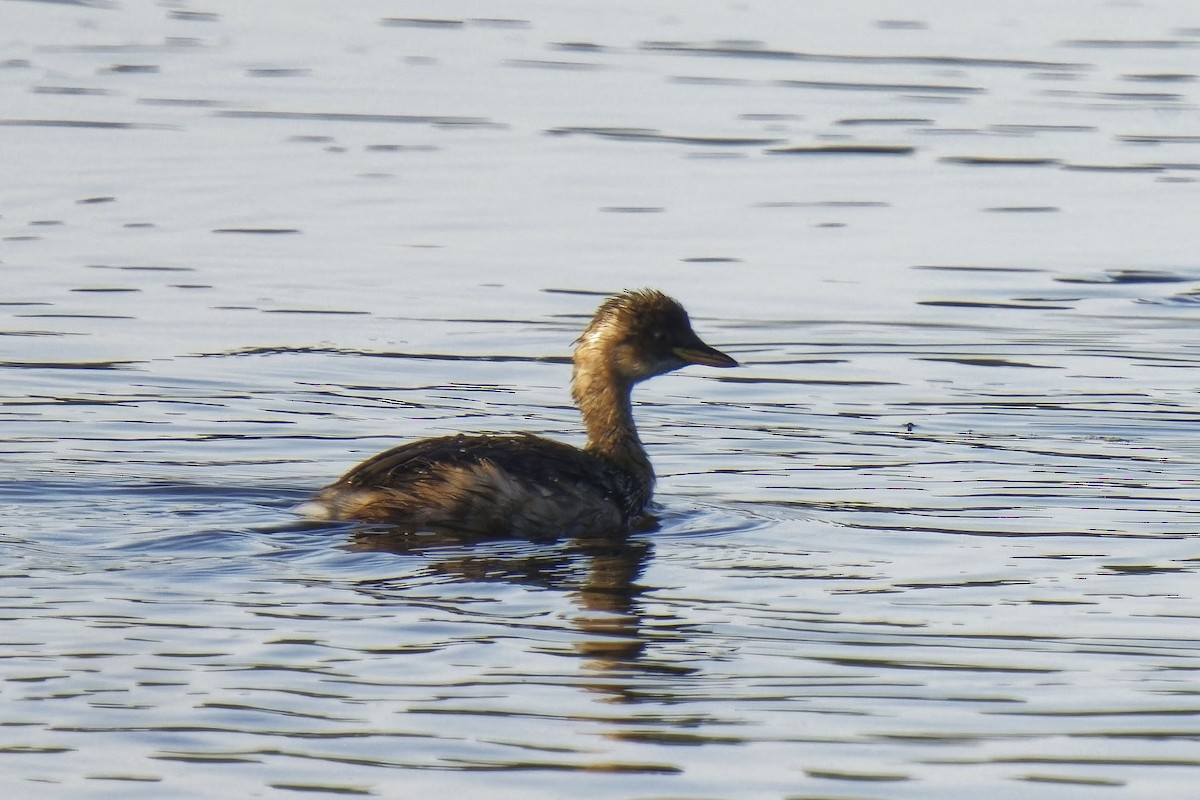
(347, 522, 662, 691)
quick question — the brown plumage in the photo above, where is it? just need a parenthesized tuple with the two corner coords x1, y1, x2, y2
(304, 289, 737, 538)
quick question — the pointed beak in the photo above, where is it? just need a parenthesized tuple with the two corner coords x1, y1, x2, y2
(673, 342, 739, 368)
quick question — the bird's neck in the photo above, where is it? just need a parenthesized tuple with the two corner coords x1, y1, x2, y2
(571, 356, 652, 481)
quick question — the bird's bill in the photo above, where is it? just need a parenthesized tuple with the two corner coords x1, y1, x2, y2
(673, 343, 739, 368)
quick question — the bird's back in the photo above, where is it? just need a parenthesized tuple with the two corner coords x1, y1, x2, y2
(306, 432, 647, 539)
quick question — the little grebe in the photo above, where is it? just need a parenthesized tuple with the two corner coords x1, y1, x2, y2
(304, 289, 737, 537)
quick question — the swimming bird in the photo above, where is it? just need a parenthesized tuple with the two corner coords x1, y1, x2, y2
(305, 289, 737, 538)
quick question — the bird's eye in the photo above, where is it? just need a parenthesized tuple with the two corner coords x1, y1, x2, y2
(652, 330, 668, 342)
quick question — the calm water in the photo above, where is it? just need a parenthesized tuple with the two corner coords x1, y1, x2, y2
(4, 1, 1200, 797)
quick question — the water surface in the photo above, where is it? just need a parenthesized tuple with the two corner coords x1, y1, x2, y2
(4, 1, 1200, 798)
